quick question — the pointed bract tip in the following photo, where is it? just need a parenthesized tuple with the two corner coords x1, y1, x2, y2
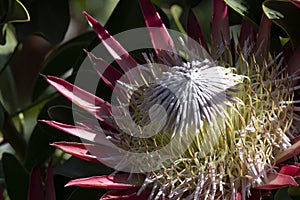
(83, 49, 100, 66)
(64, 182, 71, 187)
(83, 48, 89, 54)
(43, 75, 60, 85)
(37, 119, 48, 123)
(49, 142, 55, 146)
(83, 48, 95, 59)
(83, 48, 93, 59)
(82, 11, 98, 27)
(82, 11, 92, 19)
(40, 73, 47, 79)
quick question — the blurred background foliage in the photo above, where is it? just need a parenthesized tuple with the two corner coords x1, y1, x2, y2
(0, 0, 300, 199)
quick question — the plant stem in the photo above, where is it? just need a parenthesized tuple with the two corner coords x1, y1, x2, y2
(2, 110, 27, 161)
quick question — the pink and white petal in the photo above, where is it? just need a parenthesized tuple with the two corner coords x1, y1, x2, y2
(52, 141, 127, 166)
(85, 50, 122, 89)
(275, 139, 300, 164)
(212, 0, 230, 49)
(101, 188, 152, 200)
(291, 164, 300, 178)
(83, 12, 138, 73)
(65, 174, 140, 189)
(278, 164, 300, 176)
(139, 0, 178, 63)
(255, 173, 298, 190)
(51, 142, 100, 163)
(45, 160, 56, 200)
(40, 120, 108, 143)
(28, 166, 44, 200)
(293, 163, 300, 168)
(45, 75, 112, 125)
(187, 9, 208, 50)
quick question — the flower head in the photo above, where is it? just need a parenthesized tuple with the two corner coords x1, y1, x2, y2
(42, 0, 300, 199)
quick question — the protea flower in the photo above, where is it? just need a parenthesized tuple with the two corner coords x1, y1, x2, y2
(41, 0, 300, 199)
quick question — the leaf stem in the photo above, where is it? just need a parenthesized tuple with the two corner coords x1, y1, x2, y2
(0, 42, 21, 75)
(11, 92, 59, 117)
(2, 109, 27, 161)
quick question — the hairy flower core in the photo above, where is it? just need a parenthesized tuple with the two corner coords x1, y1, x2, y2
(110, 47, 298, 199)
(128, 59, 241, 137)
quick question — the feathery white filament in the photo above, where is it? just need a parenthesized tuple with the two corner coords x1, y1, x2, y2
(125, 59, 242, 138)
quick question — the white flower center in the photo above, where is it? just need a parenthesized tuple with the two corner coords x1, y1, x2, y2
(127, 59, 242, 138)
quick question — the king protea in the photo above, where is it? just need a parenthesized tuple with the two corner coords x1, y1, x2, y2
(41, 0, 300, 199)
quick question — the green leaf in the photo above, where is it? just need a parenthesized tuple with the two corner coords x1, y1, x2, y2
(14, 0, 69, 44)
(224, 0, 264, 27)
(104, 0, 146, 35)
(47, 105, 92, 126)
(152, 0, 202, 8)
(0, 25, 17, 52)
(53, 157, 112, 179)
(288, 186, 300, 198)
(2, 153, 29, 200)
(32, 31, 97, 101)
(288, 179, 300, 198)
(0, 0, 30, 24)
(24, 124, 56, 170)
(24, 96, 79, 170)
(67, 188, 105, 200)
(48, 105, 74, 124)
(0, 0, 29, 44)
(0, 39, 22, 134)
(0, 27, 19, 116)
(0, 66, 21, 115)
(105, 0, 170, 35)
(0, 24, 6, 45)
(53, 175, 74, 199)
(170, 5, 186, 33)
(263, 0, 300, 49)
(0, 103, 3, 130)
(274, 187, 294, 200)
